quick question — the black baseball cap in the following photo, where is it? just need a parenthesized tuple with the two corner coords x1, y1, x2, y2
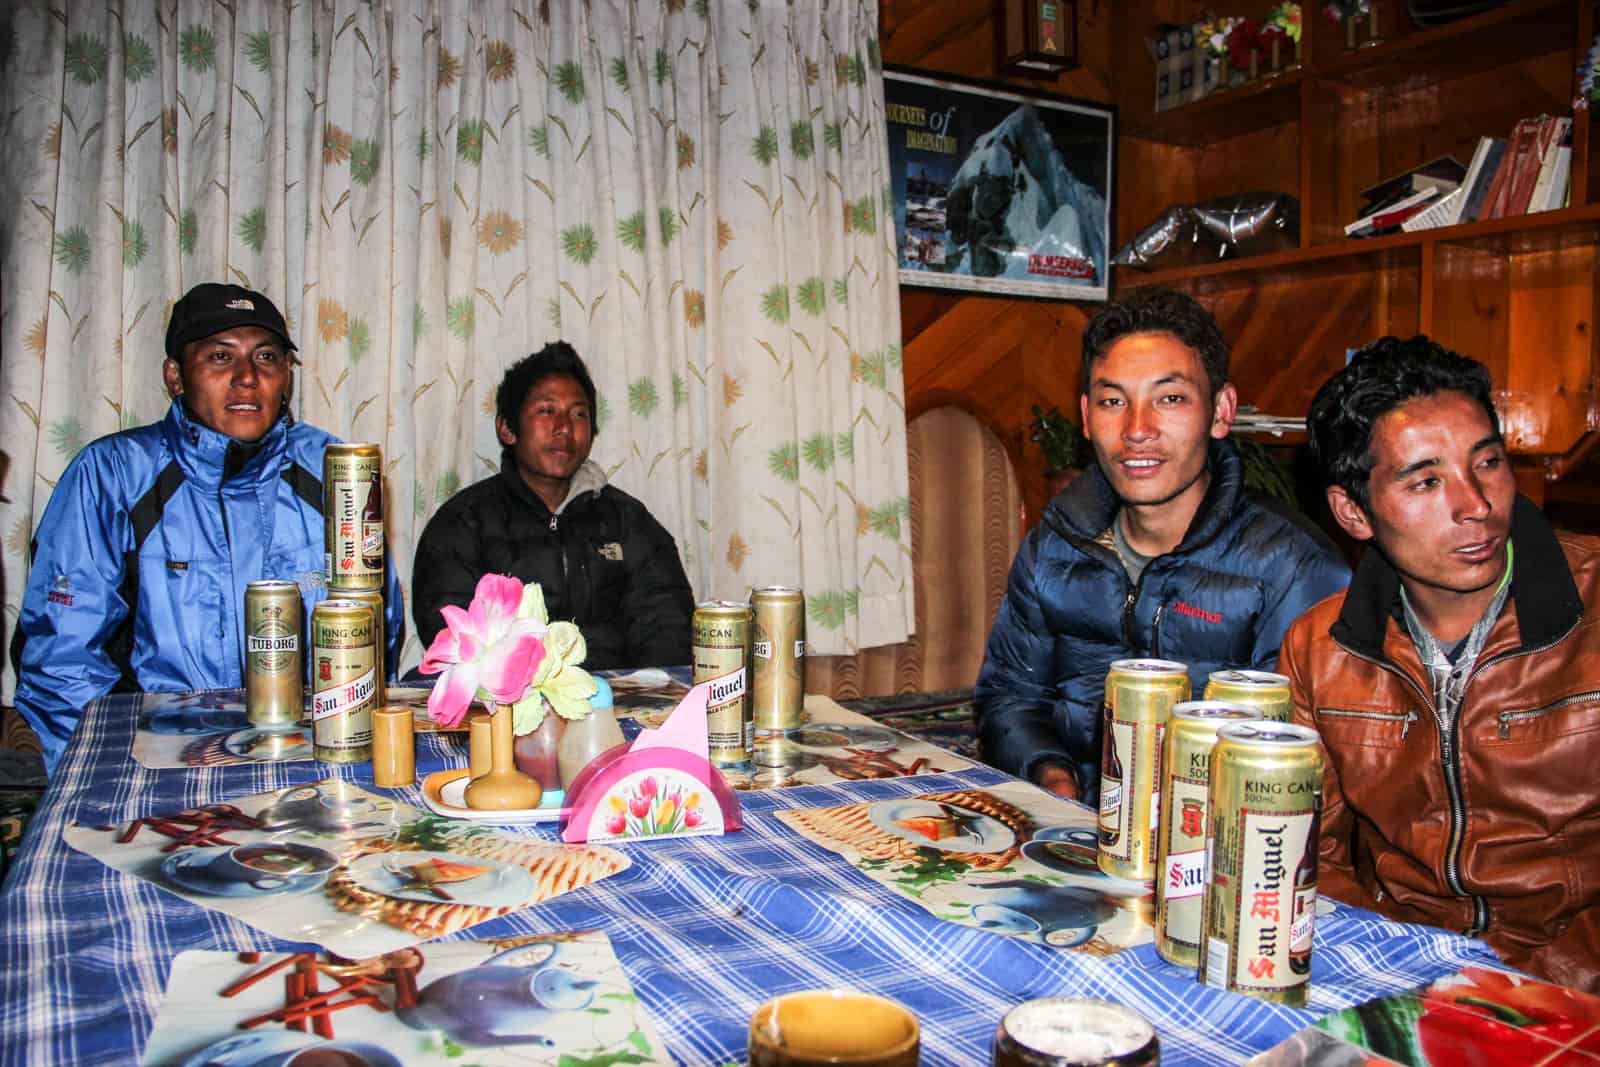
(165, 283, 298, 359)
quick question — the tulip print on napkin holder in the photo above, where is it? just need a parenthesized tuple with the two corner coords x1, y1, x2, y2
(560, 681, 743, 843)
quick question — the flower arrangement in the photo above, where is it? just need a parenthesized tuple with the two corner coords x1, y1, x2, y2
(1269, 2, 1303, 42)
(420, 573, 597, 733)
(1225, 17, 1262, 70)
(604, 775, 705, 837)
(1197, 14, 1242, 58)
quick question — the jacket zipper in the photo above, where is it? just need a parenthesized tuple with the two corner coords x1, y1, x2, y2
(219, 486, 239, 673)
(1151, 602, 1165, 658)
(1316, 707, 1417, 740)
(1497, 689, 1600, 738)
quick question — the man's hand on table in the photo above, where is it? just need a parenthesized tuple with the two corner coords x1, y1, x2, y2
(1032, 762, 1080, 800)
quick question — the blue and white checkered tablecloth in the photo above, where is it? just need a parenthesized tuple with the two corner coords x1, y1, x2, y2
(0, 691, 1507, 1066)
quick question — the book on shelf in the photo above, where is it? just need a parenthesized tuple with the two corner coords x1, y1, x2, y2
(1479, 119, 1534, 221)
(1344, 186, 1441, 238)
(1456, 136, 1507, 224)
(1401, 187, 1464, 232)
(1484, 115, 1565, 220)
(1359, 155, 1467, 213)
(1529, 118, 1573, 214)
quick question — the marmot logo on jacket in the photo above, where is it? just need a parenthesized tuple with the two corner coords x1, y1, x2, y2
(1172, 600, 1223, 624)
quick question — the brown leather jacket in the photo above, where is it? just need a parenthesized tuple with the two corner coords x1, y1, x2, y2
(1278, 498, 1600, 992)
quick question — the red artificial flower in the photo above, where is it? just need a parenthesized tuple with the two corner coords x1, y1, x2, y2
(1227, 18, 1262, 70)
(685, 809, 704, 828)
(629, 795, 651, 819)
(606, 813, 627, 835)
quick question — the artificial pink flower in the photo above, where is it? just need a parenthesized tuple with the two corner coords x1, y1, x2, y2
(629, 795, 651, 819)
(684, 809, 703, 828)
(606, 813, 627, 835)
(639, 776, 658, 798)
(420, 573, 547, 727)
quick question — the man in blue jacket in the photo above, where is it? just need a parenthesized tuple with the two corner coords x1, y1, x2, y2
(976, 288, 1349, 803)
(12, 283, 405, 774)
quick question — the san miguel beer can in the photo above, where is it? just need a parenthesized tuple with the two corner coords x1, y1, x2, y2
(1155, 701, 1264, 967)
(323, 443, 384, 591)
(1198, 721, 1323, 1005)
(1098, 658, 1191, 882)
(1203, 669, 1294, 723)
(693, 600, 752, 768)
(245, 580, 303, 728)
(749, 586, 805, 768)
(342, 587, 387, 695)
(310, 599, 378, 763)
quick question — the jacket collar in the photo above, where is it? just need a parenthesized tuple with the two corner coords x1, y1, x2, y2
(161, 398, 289, 491)
(1330, 495, 1582, 660)
(1045, 435, 1244, 554)
(497, 454, 608, 517)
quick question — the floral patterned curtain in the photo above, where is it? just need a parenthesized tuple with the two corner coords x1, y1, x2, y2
(0, 0, 912, 694)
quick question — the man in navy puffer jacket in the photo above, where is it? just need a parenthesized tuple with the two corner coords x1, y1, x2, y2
(13, 284, 405, 774)
(976, 288, 1349, 804)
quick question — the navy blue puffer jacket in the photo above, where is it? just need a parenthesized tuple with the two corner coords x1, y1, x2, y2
(975, 438, 1350, 803)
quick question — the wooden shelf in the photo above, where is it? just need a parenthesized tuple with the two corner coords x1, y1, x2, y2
(1115, 203, 1600, 288)
(1123, 0, 1572, 146)
(1123, 69, 1303, 146)
(1315, 0, 1573, 92)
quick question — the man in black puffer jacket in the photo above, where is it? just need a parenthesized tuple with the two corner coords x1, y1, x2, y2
(976, 289, 1350, 804)
(412, 342, 693, 669)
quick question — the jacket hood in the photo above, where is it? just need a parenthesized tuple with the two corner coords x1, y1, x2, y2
(1330, 494, 1583, 660)
(1043, 435, 1244, 553)
(497, 454, 609, 517)
(161, 398, 290, 492)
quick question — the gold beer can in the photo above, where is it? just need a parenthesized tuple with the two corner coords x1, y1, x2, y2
(693, 600, 751, 767)
(323, 443, 384, 591)
(245, 580, 304, 728)
(310, 598, 378, 763)
(1155, 700, 1263, 968)
(1098, 658, 1190, 883)
(1203, 669, 1294, 723)
(750, 585, 805, 767)
(342, 587, 387, 696)
(1198, 720, 1323, 1006)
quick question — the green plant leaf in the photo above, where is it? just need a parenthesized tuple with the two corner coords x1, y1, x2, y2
(528, 124, 550, 157)
(244, 30, 271, 74)
(658, 206, 680, 246)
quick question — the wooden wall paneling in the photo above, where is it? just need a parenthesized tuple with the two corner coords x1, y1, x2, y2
(1502, 246, 1599, 456)
(1432, 242, 1512, 388)
(1117, 139, 1200, 256)
(1577, 1, 1595, 206)
(1324, 84, 1381, 245)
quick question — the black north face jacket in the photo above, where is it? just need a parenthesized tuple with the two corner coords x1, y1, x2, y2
(412, 458, 693, 670)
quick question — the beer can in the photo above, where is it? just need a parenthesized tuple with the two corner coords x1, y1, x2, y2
(991, 998, 1159, 1067)
(1198, 721, 1323, 1005)
(310, 598, 378, 763)
(1203, 669, 1294, 723)
(749, 585, 805, 767)
(342, 587, 387, 697)
(245, 580, 303, 728)
(1155, 700, 1264, 967)
(1098, 658, 1190, 882)
(693, 600, 751, 767)
(323, 443, 384, 590)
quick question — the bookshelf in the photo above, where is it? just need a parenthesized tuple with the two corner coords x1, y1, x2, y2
(1112, 0, 1600, 495)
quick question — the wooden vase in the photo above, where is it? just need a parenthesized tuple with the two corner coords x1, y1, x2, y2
(463, 703, 542, 810)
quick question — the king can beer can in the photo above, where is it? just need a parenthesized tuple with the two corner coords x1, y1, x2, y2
(323, 443, 384, 591)
(342, 587, 387, 699)
(694, 600, 751, 767)
(1204, 669, 1294, 723)
(1198, 721, 1323, 1005)
(1098, 658, 1191, 883)
(245, 580, 303, 728)
(1155, 700, 1264, 967)
(310, 599, 378, 763)
(749, 586, 804, 767)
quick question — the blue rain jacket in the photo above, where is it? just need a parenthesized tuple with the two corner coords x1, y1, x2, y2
(14, 400, 405, 772)
(975, 438, 1350, 804)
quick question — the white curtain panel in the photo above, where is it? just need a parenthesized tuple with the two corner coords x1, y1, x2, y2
(0, 0, 913, 690)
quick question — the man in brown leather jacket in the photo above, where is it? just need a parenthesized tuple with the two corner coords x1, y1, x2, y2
(1280, 336, 1600, 991)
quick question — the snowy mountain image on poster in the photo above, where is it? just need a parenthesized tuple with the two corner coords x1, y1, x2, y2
(886, 72, 1112, 301)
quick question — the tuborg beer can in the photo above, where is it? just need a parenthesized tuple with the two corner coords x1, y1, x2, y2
(1203, 669, 1294, 723)
(245, 580, 303, 728)
(1198, 720, 1323, 1005)
(323, 443, 384, 591)
(342, 587, 387, 698)
(310, 598, 378, 763)
(694, 600, 752, 768)
(1098, 658, 1191, 882)
(1155, 700, 1263, 967)
(749, 586, 805, 768)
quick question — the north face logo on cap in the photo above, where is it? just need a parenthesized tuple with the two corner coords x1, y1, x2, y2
(225, 298, 255, 310)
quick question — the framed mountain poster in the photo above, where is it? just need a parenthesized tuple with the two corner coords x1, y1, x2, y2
(884, 67, 1114, 301)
